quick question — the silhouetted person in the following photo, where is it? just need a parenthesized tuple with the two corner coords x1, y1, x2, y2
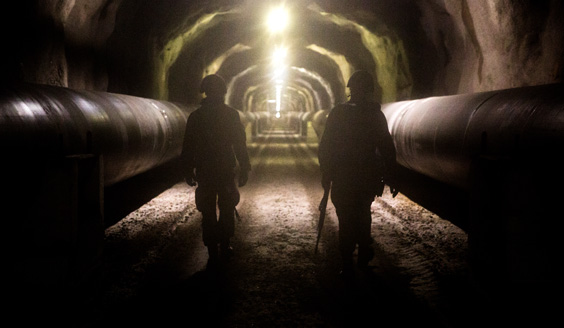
(181, 74, 251, 269)
(318, 70, 397, 277)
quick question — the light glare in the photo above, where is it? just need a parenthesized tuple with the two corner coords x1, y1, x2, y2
(272, 46, 287, 65)
(276, 84, 282, 112)
(268, 7, 288, 33)
(273, 67, 285, 79)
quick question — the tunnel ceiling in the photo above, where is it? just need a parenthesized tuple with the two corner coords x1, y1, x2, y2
(110, 0, 422, 113)
(8, 1, 562, 111)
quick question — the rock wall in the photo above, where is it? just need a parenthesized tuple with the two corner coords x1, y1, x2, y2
(417, 0, 564, 95)
(3, 0, 563, 99)
(4, 0, 119, 90)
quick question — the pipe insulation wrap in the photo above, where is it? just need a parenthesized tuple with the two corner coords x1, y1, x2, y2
(382, 83, 564, 190)
(1, 83, 193, 186)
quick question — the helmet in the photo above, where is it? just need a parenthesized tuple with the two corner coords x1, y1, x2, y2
(347, 70, 374, 92)
(200, 74, 227, 95)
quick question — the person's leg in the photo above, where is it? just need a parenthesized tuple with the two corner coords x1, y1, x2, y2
(196, 185, 219, 265)
(217, 180, 239, 259)
(332, 184, 356, 277)
(356, 205, 374, 268)
(356, 198, 375, 269)
(337, 212, 355, 277)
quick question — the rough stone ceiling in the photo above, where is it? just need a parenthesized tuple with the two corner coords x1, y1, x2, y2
(10, 1, 560, 113)
(119, 0, 418, 113)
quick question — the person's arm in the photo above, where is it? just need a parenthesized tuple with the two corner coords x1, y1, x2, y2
(318, 108, 338, 189)
(232, 110, 251, 186)
(180, 114, 197, 186)
(374, 110, 399, 189)
(376, 117, 396, 170)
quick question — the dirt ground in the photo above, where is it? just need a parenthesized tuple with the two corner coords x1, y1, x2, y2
(80, 133, 553, 327)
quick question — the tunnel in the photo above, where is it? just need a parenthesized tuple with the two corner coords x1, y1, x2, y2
(3, 1, 564, 327)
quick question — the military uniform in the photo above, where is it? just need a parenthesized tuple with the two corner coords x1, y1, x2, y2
(319, 91, 396, 272)
(181, 94, 250, 257)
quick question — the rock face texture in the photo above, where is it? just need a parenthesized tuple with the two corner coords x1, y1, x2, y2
(419, 0, 564, 95)
(4, 3, 561, 325)
(4, 1, 563, 104)
(5, 1, 119, 90)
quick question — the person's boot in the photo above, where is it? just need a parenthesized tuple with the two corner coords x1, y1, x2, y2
(357, 245, 374, 270)
(207, 244, 219, 270)
(339, 254, 354, 279)
(220, 239, 234, 260)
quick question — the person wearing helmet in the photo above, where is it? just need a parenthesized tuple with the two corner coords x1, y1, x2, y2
(318, 70, 397, 278)
(181, 74, 251, 269)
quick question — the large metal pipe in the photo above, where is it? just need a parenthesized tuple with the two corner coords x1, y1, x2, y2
(381, 83, 564, 190)
(311, 109, 329, 138)
(1, 83, 193, 186)
(381, 84, 564, 284)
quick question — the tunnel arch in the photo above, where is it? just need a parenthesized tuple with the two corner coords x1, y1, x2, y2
(6, 1, 562, 107)
(154, 0, 413, 111)
(224, 64, 330, 115)
(4, 2, 564, 306)
(217, 45, 344, 113)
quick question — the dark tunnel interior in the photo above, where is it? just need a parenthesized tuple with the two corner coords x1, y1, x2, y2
(6, 1, 563, 111)
(2, 1, 564, 327)
(105, 0, 419, 108)
(5, 1, 561, 123)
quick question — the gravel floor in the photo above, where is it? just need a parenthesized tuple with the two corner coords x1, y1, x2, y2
(79, 133, 554, 327)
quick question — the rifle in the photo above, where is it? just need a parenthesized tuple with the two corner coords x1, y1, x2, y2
(314, 184, 331, 254)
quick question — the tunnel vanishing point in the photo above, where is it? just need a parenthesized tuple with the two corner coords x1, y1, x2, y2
(2, 0, 564, 302)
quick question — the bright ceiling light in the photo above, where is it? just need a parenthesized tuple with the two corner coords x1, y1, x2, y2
(276, 84, 282, 112)
(272, 46, 287, 65)
(267, 6, 288, 33)
(273, 67, 285, 79)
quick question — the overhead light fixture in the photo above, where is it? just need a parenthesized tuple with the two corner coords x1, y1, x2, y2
(273, 67, 286, 79)
(276, 84, 282, 113)
(267, 6, 288, 33)
(272, 46, 287, 65)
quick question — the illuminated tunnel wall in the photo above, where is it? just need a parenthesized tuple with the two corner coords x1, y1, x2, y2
(4, 1, 562, 288)
(148, 1, 413, 116)
(5, 1, 563, 117)
(4, 1, 563, 284)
